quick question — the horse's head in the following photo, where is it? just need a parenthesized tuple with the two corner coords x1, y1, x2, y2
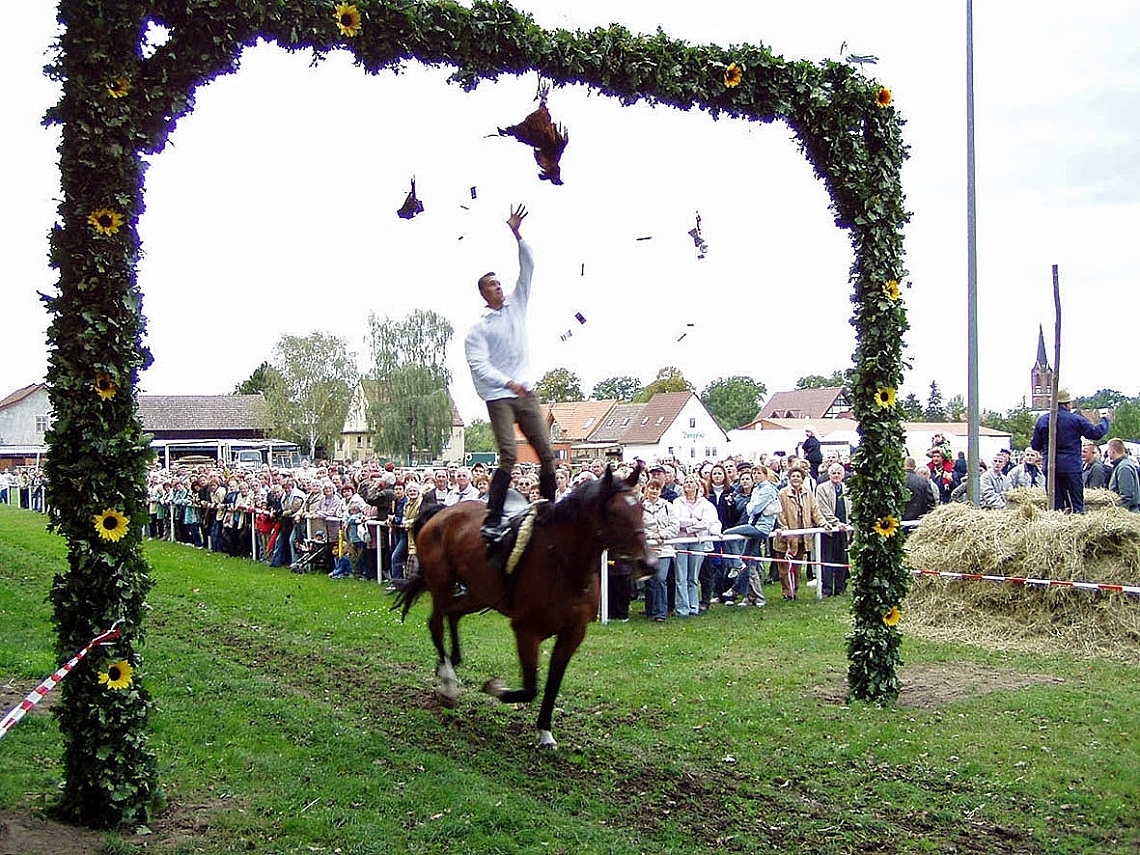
(596, 464, 651, 572)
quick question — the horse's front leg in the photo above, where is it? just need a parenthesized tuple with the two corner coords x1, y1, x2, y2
(482, 626, 540, 707)
(532, 625, 587, 749)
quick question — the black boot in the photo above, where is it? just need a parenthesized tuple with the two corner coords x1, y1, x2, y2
(481, 468, 512, 540)
(538, 467, 556, 503)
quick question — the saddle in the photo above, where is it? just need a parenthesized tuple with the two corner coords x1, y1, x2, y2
(484, 490, 544, 575)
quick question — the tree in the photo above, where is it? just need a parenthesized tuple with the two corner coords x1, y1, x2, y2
(1080, 389, 1129, 409)
(365, 309, 454, 465)
(1107, 401, 1140, 442)
(464, 418, 497, 453)
(796, 370, 849, 389)
(233, 361, 280, 395)
(635, 366, 693, 402)
(264, 332, 358, 459)
(924, 381, 946, 422)
(701, 376, 767, 430)
(902, 392, 924, 420)
(592, 375, 643, 402)
(946, 394, 966, 422)
(534, 367, 584, 403)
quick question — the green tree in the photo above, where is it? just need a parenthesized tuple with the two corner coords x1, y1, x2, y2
(902, 392, 924, 420)
(365, 309, 453, 465)
(635, 366, 693, 402)
(924, 381, 946, 422)
(534, 367, 584, 403)
(592, 375, 643, 402)
(796, 370, 849, 389)
(264, 332, 358, 459)
(946, 394, 966, 422)
(1080, 389, 1129, 409)
(1107, 401, 1140, 442)
(463, 418, 496, 453)
(981, 406, 1037, 450)
(233, 361, 280, 395)
(701, 376, 767, 430)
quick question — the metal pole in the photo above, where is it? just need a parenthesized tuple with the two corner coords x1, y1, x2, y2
(966, 0, 981, 505)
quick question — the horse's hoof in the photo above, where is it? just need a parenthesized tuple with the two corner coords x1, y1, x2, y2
(537, 730, 557, 750)
(482, 678, 507, 698)
(435, 684, 460, 708)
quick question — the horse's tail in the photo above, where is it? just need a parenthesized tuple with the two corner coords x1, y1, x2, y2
(390, 572, 427, 622)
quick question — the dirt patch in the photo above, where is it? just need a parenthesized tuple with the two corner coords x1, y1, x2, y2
(0, 799, 226, 855)
(810, 661, 1064, 707)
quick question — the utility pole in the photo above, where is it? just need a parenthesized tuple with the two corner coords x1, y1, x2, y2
(965, 0, 981, 505)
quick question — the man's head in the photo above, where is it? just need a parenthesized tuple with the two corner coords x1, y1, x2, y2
(1057, 389, 1073, 409)
(478, 272, 505, 310)
(455, 467, 471, 488)
(1082, 442, 1099, 464)
(1107, 438, 1127, 460)
(828, 463, 845, 484)
(904, 456, 917, 472)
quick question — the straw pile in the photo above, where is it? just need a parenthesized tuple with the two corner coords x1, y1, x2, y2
(1003, 486, 1121, 512)
(902, 502, 1140, 661)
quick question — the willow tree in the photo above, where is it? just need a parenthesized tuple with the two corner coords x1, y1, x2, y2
(45, 0, 908, 827)
(365, 308, 454, 465)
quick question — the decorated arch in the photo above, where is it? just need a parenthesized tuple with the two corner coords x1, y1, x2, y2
(45, 0, 908, 826)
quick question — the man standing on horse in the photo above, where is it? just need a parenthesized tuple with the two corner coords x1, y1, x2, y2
(464, 203, 557, 542)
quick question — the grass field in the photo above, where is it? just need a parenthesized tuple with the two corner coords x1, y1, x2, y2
(1, 503, 1138, 854)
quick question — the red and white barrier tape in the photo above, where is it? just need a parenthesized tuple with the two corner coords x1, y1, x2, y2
(912, 568, 1140, 596)
(0, 621, 123, 741)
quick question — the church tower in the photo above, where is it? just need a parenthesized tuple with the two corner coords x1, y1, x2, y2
(1030, 325, 1053, 410)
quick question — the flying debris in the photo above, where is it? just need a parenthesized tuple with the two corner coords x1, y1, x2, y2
(575, 312, 586, 325)
(844, 52, 879, 66)
(497, 79, 569, 185)
(635, 236, 653, 241)
(688, 213, 708, 259)
(470, 186, 478, 199)
(677, 322, 695, 343)
(396, 177, 424, 220)
(560, 312, 587, 342)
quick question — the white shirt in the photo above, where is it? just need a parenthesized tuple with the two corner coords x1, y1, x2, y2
(464, 240, 535, 402)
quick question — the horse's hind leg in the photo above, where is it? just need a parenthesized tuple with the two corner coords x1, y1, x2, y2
(447, 613, 463, 667)
(428, 603, 460, 708)
(482, 628, 539, 706)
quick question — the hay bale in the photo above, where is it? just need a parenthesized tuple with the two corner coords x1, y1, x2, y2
(902, 502, 1140, 660)
(1004, 486, 1119, 511)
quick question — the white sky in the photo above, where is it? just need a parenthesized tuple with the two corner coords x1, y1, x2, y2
(2, 2, 1138, 425)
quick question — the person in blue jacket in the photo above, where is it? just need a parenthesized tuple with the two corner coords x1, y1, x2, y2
(1030, 389, 1110, 513)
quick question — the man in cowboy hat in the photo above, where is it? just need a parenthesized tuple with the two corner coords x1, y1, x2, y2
(1030, 389, 1110, 513)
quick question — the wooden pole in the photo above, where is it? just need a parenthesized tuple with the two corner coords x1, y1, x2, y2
(1046, 265, 1061, 510)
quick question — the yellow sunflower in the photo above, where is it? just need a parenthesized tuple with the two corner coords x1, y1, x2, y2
(105, 76, 130, 99)
(98, 660, 134, 690)
(876, 87, 892, 108)
(87, 208, 124, 236)
(94, 372, 117, 400)
(723, 61, 743, 88)
(334, 3, 362, 37)
(882, 606, 902, 627)
(882, 279, 900, 300)
(874, 387, 897, 409)
(873, 514, 899, 538)
(94, 508, 129, 542)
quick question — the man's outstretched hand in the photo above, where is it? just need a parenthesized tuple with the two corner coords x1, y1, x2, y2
(507, 204, 528, 239)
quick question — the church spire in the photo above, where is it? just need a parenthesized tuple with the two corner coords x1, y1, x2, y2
(1035, 324, 1049, 369)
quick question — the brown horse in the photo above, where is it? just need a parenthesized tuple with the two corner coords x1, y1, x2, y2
(394, 465, 649, 748)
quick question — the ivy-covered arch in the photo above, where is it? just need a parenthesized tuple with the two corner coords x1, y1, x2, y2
(45, 0, 908, 827)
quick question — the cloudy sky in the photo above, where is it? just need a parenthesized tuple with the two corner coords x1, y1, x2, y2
(3, 2, 1138, 425)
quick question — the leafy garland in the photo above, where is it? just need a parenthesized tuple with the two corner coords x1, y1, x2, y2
(44, 0, 908, 826)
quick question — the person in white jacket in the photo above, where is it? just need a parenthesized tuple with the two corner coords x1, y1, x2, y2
(672, 474, 721, 617)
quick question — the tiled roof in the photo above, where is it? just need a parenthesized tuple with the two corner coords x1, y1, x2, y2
(136, 395, 268, 432)
(588, 403, 647, 443)
(549, 400, 617, 441)
(619, 391, 699, 444)
(757, 387, 850, 420)
(0, 383, 46, 410)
